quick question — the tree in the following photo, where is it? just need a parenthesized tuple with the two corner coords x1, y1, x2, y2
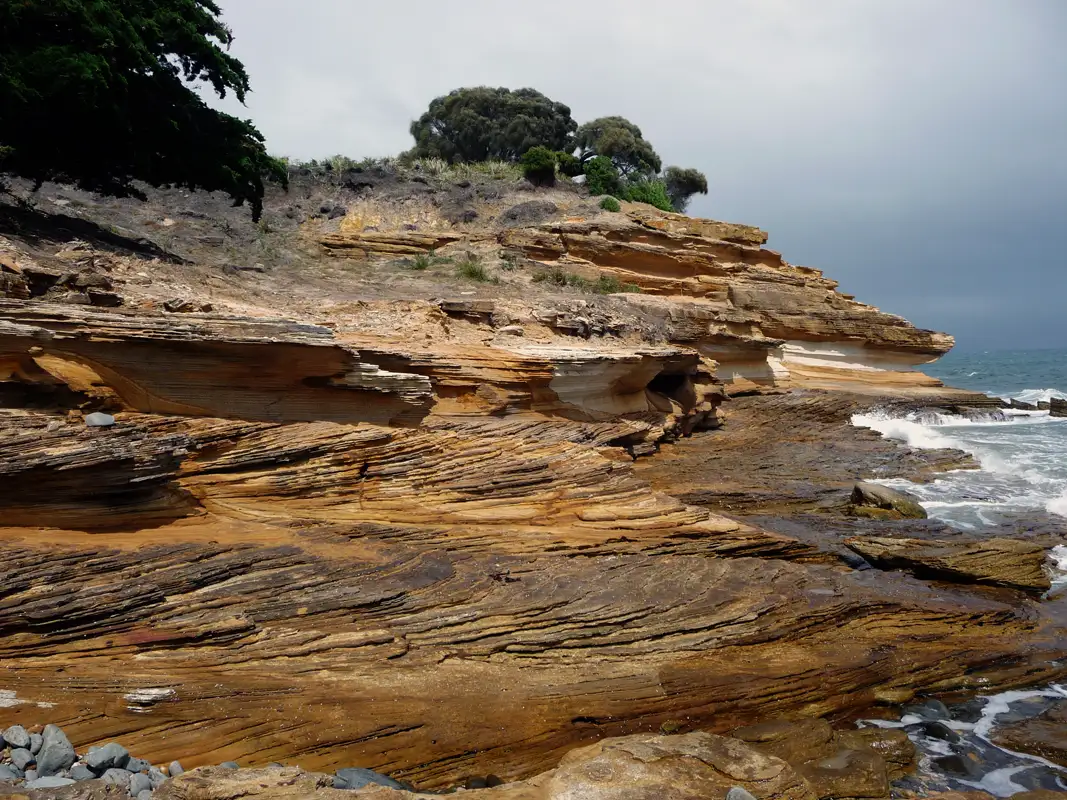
(0, 0, 286, 220)
(664, 166, 708, 213)
(575, 116, 662, 177)
(409, 87, 577, 163)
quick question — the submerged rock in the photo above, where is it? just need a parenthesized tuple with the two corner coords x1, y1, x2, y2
(992, 699, 1067, 767)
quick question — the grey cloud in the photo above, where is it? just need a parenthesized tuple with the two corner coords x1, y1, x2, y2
(209, 0, 1066, 350)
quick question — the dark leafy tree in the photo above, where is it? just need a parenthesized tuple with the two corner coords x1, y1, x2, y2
(0, 0, 286, 220)
(410, 87, 577, 163)
(575, 116, 662, 177)
(664, 166, 708, 213)
(520, 146, 557, 187)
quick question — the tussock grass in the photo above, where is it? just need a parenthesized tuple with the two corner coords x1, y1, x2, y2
(532, 266, 640, 294)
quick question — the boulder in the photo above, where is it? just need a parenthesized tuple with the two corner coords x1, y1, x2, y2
(1050, 398, 1067, 417)
(2, 724, 31, 749)
(849, 481, 927, 519)
(845, 535, 1051, 593)
(36, 724, 76, 776)
(991, 699, 1067, 766)
(544, 732, 816, 800)
(85, 742, 130, 772)
(335, 767, 404, 790)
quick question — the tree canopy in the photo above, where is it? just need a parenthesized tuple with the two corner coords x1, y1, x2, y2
(0, 0, 286, 220)
(664, 166, 709, 213)
(409, 87, 577, 163)
(575, 116, 662, 177)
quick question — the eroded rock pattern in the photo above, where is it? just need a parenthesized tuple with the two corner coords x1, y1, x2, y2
(0, 199, 1062, 791)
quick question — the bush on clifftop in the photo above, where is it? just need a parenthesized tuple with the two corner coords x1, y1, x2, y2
(0, 0, 286, 220)
(520, 146, 558, 187)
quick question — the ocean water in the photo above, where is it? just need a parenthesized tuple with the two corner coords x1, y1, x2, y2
(851, 348, 1067, 530)
(851, 349, 1067, 795)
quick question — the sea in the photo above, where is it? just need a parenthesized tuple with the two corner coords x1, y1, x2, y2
(850, 348, 1067, 796)
(852, 348, 1067, 531)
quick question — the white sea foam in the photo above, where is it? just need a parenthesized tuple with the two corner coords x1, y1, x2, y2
(851, 404, 1067, 526)
(1005, 388, 1067, 405)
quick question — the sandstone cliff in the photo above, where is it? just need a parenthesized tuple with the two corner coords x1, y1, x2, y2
(0, 173, 1056, 789)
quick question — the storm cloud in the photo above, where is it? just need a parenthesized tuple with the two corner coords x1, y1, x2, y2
(210, 0, 1067, 350)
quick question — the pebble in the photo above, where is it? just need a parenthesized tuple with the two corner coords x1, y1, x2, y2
(126, 757, 152, 773)
(85, 412, 116, 428)
(335, 767, 405, 791)
(219, 761, 239, 769)
(168, 760, 184, 777)
(129, 772, 153, 795)
(137, 792, 153, 800)
(148, 767, 167, 789)
(10, 748, 35, 771)
(37, 724, 76, 776)
(727, 788, 758, 800)
(25, 776, 76, 789)
(28, 733, 42, 755)
(102, 767, 133, 786)
(23, 770, 38, 782)
(0, 765, 19, 782)
(85, 741, 130, 772)
(70, 764, 95, 781)
(2, 724, 30, 750)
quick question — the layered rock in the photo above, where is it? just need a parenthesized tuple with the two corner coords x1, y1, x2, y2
(492, 209, 954, 393)
(1, 187, 1060, 792)
(845, 536, 1052, 593)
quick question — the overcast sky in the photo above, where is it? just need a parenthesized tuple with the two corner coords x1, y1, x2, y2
(210, 0, 1066, 351)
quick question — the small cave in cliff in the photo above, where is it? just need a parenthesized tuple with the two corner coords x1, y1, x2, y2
(647, 370, 697, 409)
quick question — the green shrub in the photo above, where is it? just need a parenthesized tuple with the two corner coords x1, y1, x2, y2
(594, 275, 641, 294)
(599, 196, 621, 212)
(520, 146, 557, 187)
(410, 253, 432, 270)
(456, 255, 497, 283)
(532, 267, 641, 294)
(583, 156, 622, 197)
(555, 151, 583, 178)
(623, 179, 674, 212)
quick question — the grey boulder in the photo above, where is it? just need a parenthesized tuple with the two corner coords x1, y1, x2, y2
(85, 741, 130, 772)
(335, 767, 405, 791)
(168, 761, 184, 777)
(102, 768, 133, 786)
(138, 792, 154, 800)
(0, 765, 20, 782)
(2, 724, 30, 749)
(85, 411, 117, 427)
(24, 769, 38, 782)
(25, 776, 76, 790)
(129, 773, 153, 795)
(727, 788, 758, 800)
(29, 733, 43, 755)
(70, 764, 96, 781)
(850, 480, 927, 519)
(148, 767, 167, 789)
(36, 724, 76, 776)
(10, 748, 35, 770)
(219, 761, 239, 770)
